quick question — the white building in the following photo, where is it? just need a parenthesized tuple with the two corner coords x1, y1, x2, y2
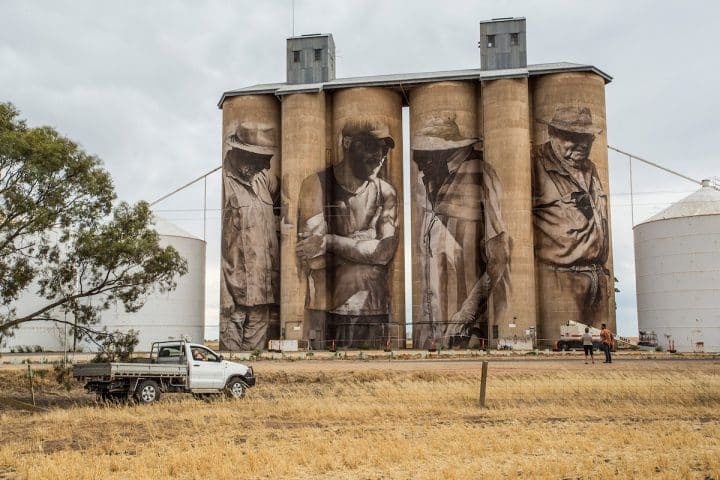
(634, 180, 720, 352)
(1, 217, 205, 353)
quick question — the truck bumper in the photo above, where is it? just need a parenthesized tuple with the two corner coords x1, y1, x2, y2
(243, 374, 256, 387)
(243, 368, 256, 387)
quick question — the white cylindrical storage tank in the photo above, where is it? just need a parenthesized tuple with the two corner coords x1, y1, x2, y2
(2, 217, 205, 353)
(634, 180, 720, 352)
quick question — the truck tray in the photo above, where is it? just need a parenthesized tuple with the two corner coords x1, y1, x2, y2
(73, 362, 187, 379)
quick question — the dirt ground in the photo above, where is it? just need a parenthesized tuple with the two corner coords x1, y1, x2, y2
(0, 355, 718, 409)
(1, 357, 719, 479)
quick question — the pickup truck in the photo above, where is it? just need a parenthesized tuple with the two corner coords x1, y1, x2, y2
(73, 341, 256, 404)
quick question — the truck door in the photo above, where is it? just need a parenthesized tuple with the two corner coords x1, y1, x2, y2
(188, 346, 225, 389)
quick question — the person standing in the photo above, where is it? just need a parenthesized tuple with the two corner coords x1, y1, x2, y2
(582, 327, 594, 364)
(296, 121, 399, 349)
(220, 123, 280, 351)
(600, 323, 613, 363)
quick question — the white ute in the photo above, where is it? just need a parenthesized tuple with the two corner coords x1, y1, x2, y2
(73, 341, 256, 404)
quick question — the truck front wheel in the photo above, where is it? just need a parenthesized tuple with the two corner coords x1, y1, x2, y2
(225, 377, 248, 399)
(135, 380, 161, 404)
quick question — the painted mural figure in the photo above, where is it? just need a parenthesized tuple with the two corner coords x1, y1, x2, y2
(296, 122, 399, 348)
(412, 116, 511, 349)
(220, 123, 280, 351)
(532, 106, 610, 327)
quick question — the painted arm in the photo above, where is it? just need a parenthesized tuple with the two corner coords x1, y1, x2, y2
(326, 186, 398, 265)
(448, 232, 510, 331)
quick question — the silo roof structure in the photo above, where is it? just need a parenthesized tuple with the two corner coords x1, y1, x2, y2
(634, 180, 720, 352)
(217, 62, 613, 107)
(641, 180, 720, 223)
(153, 216, 200, 239)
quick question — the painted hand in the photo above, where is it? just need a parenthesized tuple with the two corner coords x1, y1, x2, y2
(447, 309, 476, 338)
(296, 233, 326, 260)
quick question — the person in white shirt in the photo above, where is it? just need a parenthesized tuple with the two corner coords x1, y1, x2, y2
(582, 327, 594, 364)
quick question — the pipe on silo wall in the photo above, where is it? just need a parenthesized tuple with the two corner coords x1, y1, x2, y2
(220, 95, 282, 351)
(281, 92, 330, 347)
(408, 81, 483, 349)
(531, 72, 616, 346)
(329, 87, 405, 349)
(481, 78, 536, 350)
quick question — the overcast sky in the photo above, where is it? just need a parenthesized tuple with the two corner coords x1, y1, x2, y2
(2, 0, 718, 338)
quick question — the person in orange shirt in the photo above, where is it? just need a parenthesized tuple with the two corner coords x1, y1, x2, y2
(600, 323, 613, 363)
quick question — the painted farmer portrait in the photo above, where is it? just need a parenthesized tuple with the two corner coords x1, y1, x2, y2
(412, 115, 511, 349)
(296, 121, 399, 348)
(220, 122, 280, 351)
(532, 105, 610, 328)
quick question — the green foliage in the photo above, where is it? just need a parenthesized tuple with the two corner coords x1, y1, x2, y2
(53, 364, 74, 391)
(0, 102, 188, 346)
(91, 329, 140, 363)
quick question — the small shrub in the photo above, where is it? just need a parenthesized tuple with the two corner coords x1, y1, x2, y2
(53, 364, 74, 391)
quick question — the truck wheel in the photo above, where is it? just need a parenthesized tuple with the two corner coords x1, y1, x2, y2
(557, 341, 568, 351)
(135, 380, 161, 404)
(225, 377, 248, 399)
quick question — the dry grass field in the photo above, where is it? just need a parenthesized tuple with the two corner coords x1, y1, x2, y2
(1, 357, 719, 479)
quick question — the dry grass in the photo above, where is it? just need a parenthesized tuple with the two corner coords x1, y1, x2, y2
(1, 359, 719, 479)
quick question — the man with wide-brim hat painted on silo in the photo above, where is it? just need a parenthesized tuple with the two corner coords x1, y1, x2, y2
(220, 122, 280, 351)
(411, 115, 511, 350)
(295, 121, 399, 349)
(532, 105, 610, 333)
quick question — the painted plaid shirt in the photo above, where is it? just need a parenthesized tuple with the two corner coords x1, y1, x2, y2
(416, 149, 510, 331)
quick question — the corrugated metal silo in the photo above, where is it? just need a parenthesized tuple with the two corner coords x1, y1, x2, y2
(634, 180, 720, 352)
(3, 217, 206, 353)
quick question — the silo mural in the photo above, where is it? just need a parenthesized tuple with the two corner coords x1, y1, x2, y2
(296, 121, 399, 349)
(217, 23, 615, 350)
(280, 92, 330, 348)
(220, 95, 281, 351)
(531, 72, 615, 344)
(409, 81, 511, 349)
(481, 78, 536, 350)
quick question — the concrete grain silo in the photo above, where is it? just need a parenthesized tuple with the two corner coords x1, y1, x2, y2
(333, 86, 405, 348)
(481, 77, 536, 349)
(634, 180, 720, 352)
(217, 18, 615, 350)
(531, 71, 616, 346)
(409, 80, 482, 349)
(280, 90, 330, 347)
(219, 93, 282, 351)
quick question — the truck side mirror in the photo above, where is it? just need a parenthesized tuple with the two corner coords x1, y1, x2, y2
(218, 355, 224, 362)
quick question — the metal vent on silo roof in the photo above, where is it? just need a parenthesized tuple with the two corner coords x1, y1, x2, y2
(286, 33, 336, 85)
(479, 17, 527, 70)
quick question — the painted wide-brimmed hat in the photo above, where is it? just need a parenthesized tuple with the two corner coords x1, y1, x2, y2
(412, 115, 479, 151)
(537, 106, 603, 135)
(225, 122, 278, 155)
(341, 121, 395, 149)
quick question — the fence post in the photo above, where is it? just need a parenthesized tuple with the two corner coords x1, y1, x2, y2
(479, 361, 489, 408)
(27, 363, 36, 406)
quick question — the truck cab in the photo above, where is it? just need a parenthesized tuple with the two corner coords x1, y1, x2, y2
(152, 341, 256, 392)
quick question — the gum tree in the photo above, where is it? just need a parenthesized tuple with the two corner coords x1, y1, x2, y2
(0, 102, 188, 352)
